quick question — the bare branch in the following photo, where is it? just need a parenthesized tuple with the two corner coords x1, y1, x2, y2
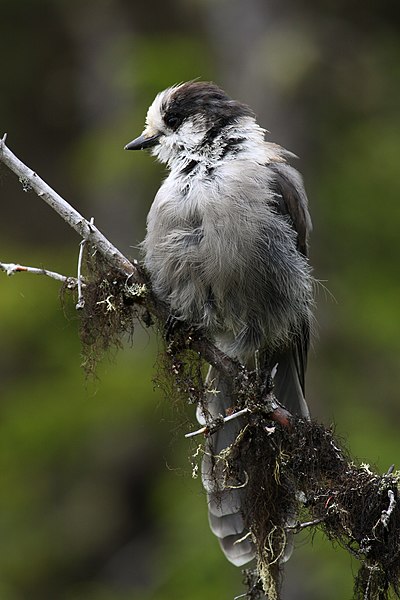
(0, 261, 78, 287)
(0, 136, 138, 279)
(287, 517, 325, 532)
(76, 216, 95, 310)
(185, 407, 250, 438)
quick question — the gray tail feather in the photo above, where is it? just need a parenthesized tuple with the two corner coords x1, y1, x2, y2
(197, 348, 309, 567)
(196, 366, 256, 566)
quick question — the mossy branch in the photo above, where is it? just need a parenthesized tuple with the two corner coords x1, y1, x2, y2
(1, 136, 399, 600)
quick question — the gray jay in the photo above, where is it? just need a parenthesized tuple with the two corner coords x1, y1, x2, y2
(125, 81, 314, 567)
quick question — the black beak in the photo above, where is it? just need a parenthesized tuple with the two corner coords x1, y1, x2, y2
(124, 133, 161, 151)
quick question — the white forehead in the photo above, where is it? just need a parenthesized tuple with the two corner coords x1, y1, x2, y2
(145, 85, 179, 133)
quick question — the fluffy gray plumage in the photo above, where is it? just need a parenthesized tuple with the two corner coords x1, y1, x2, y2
(126, 81, 314, 567)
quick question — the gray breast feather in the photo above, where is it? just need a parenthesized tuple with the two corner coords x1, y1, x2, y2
(143, 160, 313, 361)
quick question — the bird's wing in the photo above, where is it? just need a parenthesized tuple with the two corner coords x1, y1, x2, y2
(268, 161, 312, 257)
(267, 160, 312, 412)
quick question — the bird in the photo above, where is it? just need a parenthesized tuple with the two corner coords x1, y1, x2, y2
(125, 81, 314, 568)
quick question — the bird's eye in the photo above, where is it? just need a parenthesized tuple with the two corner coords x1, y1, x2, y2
(165, 114, 181, 130)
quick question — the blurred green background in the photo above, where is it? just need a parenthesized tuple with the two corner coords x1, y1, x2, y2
(0, 1, 399, 598)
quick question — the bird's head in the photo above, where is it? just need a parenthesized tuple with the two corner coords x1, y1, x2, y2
(124, 81, 266, 170)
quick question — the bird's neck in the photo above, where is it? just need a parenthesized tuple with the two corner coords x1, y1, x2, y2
(155, 118, 273, 175)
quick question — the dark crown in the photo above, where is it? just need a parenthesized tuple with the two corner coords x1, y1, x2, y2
(162, 81, 254, 132)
